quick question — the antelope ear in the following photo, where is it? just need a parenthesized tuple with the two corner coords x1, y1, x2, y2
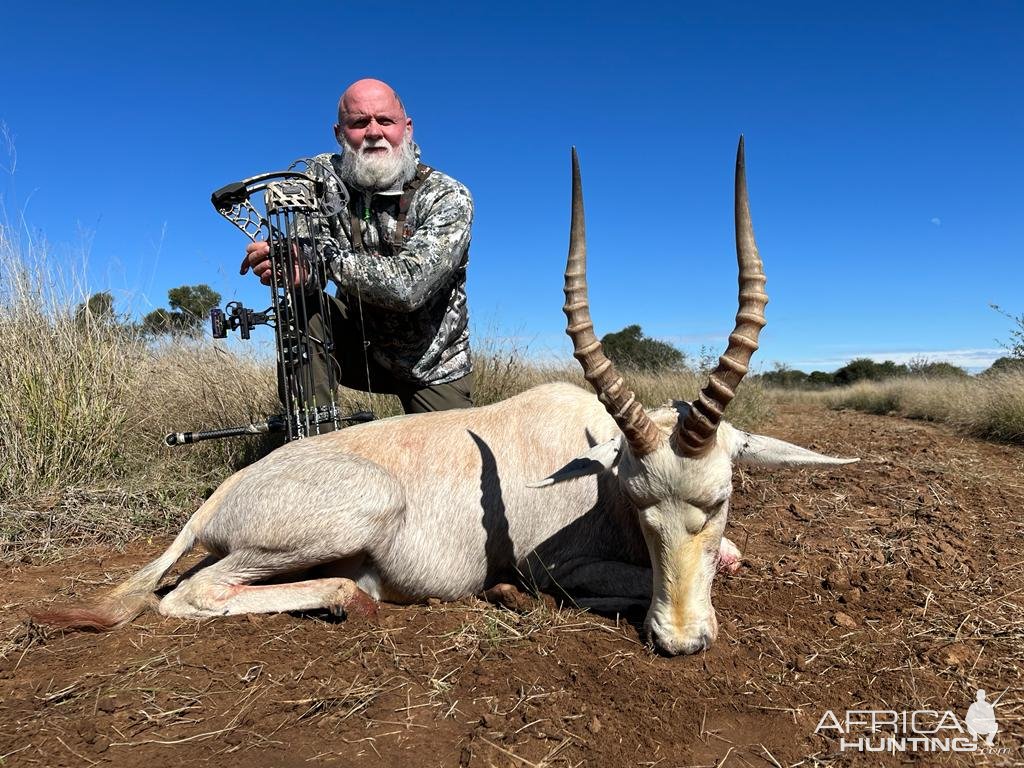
(528, 437, 623, 488)
(725, 427, 859, 468)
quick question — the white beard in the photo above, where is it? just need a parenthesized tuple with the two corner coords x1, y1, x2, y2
(339, 133, 417, 191)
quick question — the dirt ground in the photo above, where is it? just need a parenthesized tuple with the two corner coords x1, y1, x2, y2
(2, 405, 1022, 767)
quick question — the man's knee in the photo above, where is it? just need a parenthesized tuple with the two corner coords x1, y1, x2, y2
(402, 372, 474, 414)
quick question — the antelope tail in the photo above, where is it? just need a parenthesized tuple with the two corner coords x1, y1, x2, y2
(30, 466, 247, 631)
(29, 523, 199, 631)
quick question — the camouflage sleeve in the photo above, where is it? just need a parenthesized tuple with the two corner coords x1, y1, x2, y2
(336, 182, 474, 312)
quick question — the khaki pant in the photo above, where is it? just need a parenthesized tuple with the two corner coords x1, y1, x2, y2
(278, 292, 473, 416)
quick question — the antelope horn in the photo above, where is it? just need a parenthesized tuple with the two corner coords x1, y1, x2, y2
(673, 136, 768, 458)
(564, 148, 663, 458)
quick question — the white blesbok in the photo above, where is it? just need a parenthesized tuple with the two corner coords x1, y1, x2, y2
(34, 139, 856, 655)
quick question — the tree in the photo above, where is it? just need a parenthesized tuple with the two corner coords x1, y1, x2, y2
(141, 307, 193, 336)
(832, 357, 909, 386)
(980, 356, 1024, 377)
(919, 362, 968, 378)
(599, 324, 687, 372)
(142, 284, 221, 337)
(906, 356, 968, 378)
(807, 370, 835, 388)
(73, 291, 116, 328)
(168, 284, 222, 320)
(758, 363, 809, 389)
(992, 304, 1024, 359)
(875, 360, 910, 379)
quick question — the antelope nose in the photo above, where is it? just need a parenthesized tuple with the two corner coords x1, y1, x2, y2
(667, 631, 713, 656)
(650, 624, 716, 656)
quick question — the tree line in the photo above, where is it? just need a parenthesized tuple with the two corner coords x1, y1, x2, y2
(73, 291, 1024, 382)
(757, 305, 1024, 385)
(74, 285, 222, 337)
(758, 355, 1024, 387)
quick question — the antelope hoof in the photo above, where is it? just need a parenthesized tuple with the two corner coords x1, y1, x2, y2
(482, 583, 539, 613)
(328, 584, 379, 620)
(717, 537, 742, 575)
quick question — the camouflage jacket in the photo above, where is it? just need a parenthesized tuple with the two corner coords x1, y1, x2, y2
(302, 145, 473, 386)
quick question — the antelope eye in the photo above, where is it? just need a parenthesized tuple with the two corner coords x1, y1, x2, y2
(707, 498, 728, 517)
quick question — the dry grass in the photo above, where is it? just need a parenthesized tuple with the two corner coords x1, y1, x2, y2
(0, 224, 282, 556)
(0, 223, 769, 558)
(769, 374, 1024, 444)
(473, 340, 771, 434)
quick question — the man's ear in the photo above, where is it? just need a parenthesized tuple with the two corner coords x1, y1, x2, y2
(527, 437, 623, 488)
(334, 124, 344, 146)
(405, 117, 414, 141)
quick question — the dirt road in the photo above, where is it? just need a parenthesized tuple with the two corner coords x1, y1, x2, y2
(2, 406, 1022, 767)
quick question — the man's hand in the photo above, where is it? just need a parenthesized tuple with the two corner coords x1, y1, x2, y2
(240, 241, 307, 287)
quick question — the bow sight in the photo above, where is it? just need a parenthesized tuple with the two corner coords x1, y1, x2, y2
(210, 302, 271, 341)
(165, 168, 374, 447)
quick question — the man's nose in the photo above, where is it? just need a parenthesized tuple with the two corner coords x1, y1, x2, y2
(365, 119, 383, 138)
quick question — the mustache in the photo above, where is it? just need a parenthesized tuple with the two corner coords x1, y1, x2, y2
(359, 138, 392, 154)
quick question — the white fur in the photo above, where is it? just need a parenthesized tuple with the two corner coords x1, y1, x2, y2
(137, 383, 856, 655)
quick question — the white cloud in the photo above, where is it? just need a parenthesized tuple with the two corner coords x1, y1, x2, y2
(930, 217, 942, 226)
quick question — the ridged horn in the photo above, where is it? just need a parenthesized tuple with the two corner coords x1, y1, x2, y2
(564, 148, 663, 458)
(672, 136, 768, 458)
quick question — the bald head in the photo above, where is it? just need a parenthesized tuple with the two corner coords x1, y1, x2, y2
(334, 78, 412, 159)
(338, 78, 406, 123)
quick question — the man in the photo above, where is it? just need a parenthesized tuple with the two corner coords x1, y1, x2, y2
(240, 78, 474, 415)
(965, 689, 999, 746)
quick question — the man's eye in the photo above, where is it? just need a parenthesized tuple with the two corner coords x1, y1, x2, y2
(349, 119, 370, 129)
(378, 118, 394, 125)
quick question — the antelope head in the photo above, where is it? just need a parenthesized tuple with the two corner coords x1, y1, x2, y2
(563, 139, 858, 655)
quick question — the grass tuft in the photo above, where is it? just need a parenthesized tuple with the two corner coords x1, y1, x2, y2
(773, 374, 1024, 444)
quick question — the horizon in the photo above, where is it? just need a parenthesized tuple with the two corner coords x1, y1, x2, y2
(2, 2, 1021, 375)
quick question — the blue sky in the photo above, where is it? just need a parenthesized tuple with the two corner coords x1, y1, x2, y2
(2, 1, 1021, 372)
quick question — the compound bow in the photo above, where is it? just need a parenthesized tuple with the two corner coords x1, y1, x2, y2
(165, 168, 373, 446)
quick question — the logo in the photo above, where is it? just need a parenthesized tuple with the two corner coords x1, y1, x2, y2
(814, 689, 1010, 755)
(964, 690, 998, 746)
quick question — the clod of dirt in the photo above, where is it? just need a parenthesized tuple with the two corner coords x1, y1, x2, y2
(97, 696, 119, 713)
(838, 588, 862, 605)
(588, 715, 602, 734)
(823, 570, 850, 592)
(937, 644, 974, 667)
(77, 721, 97, 743)
(831, 612, 858, 629)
